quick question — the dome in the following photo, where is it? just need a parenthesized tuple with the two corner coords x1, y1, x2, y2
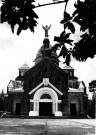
(19, 62, 30, 71)
(63, 65, 74, 70)
(34, 38, 59, 65)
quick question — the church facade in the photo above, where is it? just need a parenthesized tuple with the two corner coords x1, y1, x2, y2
(6, 29, 88, 117)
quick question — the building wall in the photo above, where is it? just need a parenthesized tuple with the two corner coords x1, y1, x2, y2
(21, 93, 29, 115)
(6, 58, 87, 116)
(12, 96, 21, 115)
(68, 92, 85, 116)
(24, 58, 68, 96)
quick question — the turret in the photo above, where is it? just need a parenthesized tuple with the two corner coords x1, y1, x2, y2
(18, 62, 30, 77)
(63, 65, 75, 78)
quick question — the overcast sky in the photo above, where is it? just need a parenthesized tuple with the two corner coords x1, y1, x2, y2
(0, 0, 96, 98)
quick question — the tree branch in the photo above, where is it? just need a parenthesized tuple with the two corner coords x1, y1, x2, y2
(35, 0, 66, 9)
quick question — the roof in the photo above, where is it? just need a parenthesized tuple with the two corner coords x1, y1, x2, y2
(34, 38, 59, 65)
(25, 57, 68, 78)
(8, 80, 23, 89)
(69, 76, 78, 80)
(19, 62, 30, 70)
(7, 80, 24, 93)
(63, 65, 74, 70)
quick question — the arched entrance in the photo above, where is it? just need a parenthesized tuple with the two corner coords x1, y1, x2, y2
(34, 87, 58, 116)
(29, 87, 62, 116)
(29, 87, 61, 116)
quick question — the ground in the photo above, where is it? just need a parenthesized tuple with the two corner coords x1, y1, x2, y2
(0, 118, 95, 135)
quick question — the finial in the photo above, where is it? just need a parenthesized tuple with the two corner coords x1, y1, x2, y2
(42, 25, 51, 37)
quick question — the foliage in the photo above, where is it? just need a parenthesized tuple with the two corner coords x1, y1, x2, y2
(1, 0, 38, 35)
(88, 98, 95, 118)
(72, 0, 96, 61)
(88, 80, 95, 118)
(0, 0, 66, 35)
(89, 80, 96, 92)
(53, 3, 75, 65)
(1, 0, 96, 65)
(54, 0, 96, 65)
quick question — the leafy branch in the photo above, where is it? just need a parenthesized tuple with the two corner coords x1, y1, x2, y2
(52, 0, 96, 65)
(35, 0, 66, 8)
(52, 0, 75, 66)
(1, 0, 96, 64)
(0, 0, 66, 35)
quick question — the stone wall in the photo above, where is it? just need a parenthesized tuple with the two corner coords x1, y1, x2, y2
(67, 92, 85, 116)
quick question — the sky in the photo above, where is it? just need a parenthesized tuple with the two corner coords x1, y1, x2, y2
(0, 0, 96, 98)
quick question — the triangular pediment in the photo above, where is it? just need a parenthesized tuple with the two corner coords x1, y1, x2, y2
(29, 78, 63, 95)
(25, 57, 67, 77)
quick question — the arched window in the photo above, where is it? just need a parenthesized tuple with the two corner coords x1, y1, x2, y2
(70, 71, 73, 76)
(40, 94, 51, 99)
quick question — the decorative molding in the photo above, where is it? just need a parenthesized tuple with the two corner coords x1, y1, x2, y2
(55, 111, 62, 116)
(48, 82, 63, 95)
(68, 87, 84, 93)
(43, 78, 49, 86)
(8, 88, 24, 93)
(29, 111, 38, 116)
(29, 82, 44, 95)
(29, 78, 63, 95)
(33, 87, 58, 101)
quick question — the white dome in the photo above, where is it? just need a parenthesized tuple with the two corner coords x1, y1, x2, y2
(19, 63, 30, 70)
(34, 38, 59, 65)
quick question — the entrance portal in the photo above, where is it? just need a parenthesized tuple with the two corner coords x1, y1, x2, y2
(70, 104, 76, 116)
(16, 103, 21, 115)
(39, 102, 52, 116)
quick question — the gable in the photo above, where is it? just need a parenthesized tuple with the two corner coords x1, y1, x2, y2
(25, 57, 67, 77)
(29, 78, 63, 95)
(24, 57, 68, 94)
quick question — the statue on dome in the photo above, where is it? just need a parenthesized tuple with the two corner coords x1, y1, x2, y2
(42, 25, 51, 37)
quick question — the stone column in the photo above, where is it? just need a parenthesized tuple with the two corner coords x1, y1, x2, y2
(55, 101, 62, 116)
(56, 102, 58, 112)
(37, 100, 39, 113)
(29, 100, 38, 116)
(53, 101, 55, 114)
(34, 101, 37, 111)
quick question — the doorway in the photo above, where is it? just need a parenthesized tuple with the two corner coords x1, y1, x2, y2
(70, 104, 76, 116)
(39, 102, 52, 116)
(16, 103, 21, 115)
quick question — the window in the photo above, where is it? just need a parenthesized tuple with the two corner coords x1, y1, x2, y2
(70, 72, 73, 76)
(73, 81, 76, 88)
(69, 80, 73, 88)
(68, 80, 77, 88)
(21, 72, 24, 76)
(41, 94, 51, 99)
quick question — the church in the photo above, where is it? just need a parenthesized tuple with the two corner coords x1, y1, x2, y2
(6, 26, 88, 117)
